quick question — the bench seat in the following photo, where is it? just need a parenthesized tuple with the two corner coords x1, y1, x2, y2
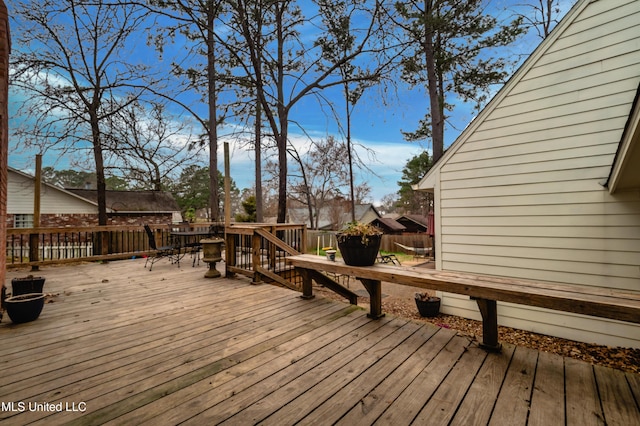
(287, 254, 640, 351)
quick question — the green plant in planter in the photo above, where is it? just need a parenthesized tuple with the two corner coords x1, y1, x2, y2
(336, 221, 383, 245)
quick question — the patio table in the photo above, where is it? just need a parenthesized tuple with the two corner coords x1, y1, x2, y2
(170, 230, 215, 267)
(170, 230, 214, 248)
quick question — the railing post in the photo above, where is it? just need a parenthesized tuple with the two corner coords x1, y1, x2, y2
(268, 226, 276, 270)
(225, 231, 236, 278)
(93, 229, 109, 256)
(29, 232, 39, 271)
(251, 230, 262, 285)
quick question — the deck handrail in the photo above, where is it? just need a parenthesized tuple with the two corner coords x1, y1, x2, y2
(6, 223, 308, 291)
(224, 223, 306, 290)
(5, 223, 215, 268)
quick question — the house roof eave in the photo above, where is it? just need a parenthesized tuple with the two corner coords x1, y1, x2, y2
(607, 82, 640, 193)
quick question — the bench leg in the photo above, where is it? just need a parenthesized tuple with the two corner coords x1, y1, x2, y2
(360, 278, 385, 319)
(475, 298, 502, 352)
(300, 269, 315, 300)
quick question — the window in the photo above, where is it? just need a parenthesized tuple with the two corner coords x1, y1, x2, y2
(14, 214, 34, 228)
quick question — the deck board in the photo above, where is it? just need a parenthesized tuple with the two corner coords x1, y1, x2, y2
(301, 324, 439, 425)
(565, 357, 604, 426)
(337, 325, 454, 425)
(1, 259, 638, 425)
(528, 351, 565, 426)
(449, 343, 516, 426)
(489, 346, 538, 425)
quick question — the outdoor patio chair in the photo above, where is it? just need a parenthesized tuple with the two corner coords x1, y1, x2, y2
(377, 253, 401, 265)
(144, 224, 180, 271)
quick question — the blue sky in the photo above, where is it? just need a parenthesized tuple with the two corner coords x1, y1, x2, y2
(8, 0, 576, 205)
(216, 5, 552, 204)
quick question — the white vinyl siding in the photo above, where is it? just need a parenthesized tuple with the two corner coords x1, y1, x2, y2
(7, 170, 98, 215)
(425, 0, 640, 347)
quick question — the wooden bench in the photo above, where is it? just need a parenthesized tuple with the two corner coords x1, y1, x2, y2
(287, 254, 640, 351)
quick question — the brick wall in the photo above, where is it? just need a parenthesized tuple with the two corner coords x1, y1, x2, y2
(1, 0, 10, 289)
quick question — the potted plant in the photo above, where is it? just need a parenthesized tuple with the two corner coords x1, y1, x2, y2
(11, 275, 46, 296)
(336, 221, 383, 266)
(415, 292, 440, 317)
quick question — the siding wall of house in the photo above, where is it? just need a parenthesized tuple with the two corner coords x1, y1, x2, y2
(7, 171, 97, 215)
(433, 0, 640, 347)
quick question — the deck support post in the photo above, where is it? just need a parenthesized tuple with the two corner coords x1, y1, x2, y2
(251, 232, 262, 285)
(359, 278, 385, 319)
(475, 298, 502, 352)
(300, 268, 314, 300)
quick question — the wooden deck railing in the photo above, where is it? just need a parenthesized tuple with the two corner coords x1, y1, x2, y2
(6, 223, 308, 287)
(5, 223, 218, 268)
(224, 223, 306, 290)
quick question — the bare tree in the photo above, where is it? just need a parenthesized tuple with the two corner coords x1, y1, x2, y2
(518, 0, 563, 39)
(289, 136, 350, 229)
(147, 0, 229, 221)
(229, 0, 393, 223)
(104, 101, 197, 190)
(11, 0, 156, 228)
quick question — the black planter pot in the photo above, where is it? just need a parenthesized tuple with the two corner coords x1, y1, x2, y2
(4, 293, 45, 323)
(415, 296, 440, 317)
(11, 276, 46, 296)
(336, 234, 382, 267)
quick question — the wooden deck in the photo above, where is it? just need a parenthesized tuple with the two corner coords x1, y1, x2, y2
(1, 259, 639, 425)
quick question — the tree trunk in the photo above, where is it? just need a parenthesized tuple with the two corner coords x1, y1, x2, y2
(276, 115, 288, 224)
(254, 96, 263, 222)
(423, 0, 444, 163)
(207, 6, 219, 222)
(345, 83, 355, 223)
(276, 4, 288, 224)
(90, 119, 108, 227)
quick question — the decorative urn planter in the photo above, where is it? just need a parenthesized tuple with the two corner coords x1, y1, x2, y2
(201, 238, 224, 278)
(335, 222, 383, 267)
(415, 293, 440, 317)
(11, 276, 46, 296)
(4, 293, 46, 323)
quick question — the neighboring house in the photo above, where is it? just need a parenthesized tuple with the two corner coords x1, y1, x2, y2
(371, 217, 406, 234)
(6, 167, 181, 227)
(414, 0, 640, 348)
(396, 214, 429, 234)
(288, 203, 382, 230)
(7, 167, 106, 228)
(67, 189, 182, 225)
